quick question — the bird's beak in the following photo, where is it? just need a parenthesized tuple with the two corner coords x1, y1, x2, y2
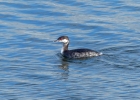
(54, 40, 58, 42)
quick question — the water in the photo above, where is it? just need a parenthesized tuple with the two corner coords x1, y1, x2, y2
(0, 0, 140, 100)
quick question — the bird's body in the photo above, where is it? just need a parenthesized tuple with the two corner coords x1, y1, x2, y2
(55, 36, 102, 59)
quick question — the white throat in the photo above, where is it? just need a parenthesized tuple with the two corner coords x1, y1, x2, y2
(60, 39, 69, 54)
(61, 47, 64, 54)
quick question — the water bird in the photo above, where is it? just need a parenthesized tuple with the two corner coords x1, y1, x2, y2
(54, 36, 102, 59)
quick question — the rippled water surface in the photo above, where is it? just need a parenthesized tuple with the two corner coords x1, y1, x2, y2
(0, 0, 140, 100)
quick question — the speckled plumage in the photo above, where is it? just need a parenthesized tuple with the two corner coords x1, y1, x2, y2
(63, 49, 101, 58)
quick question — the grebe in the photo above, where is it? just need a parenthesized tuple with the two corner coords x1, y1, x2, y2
(54, 36, 102, 59)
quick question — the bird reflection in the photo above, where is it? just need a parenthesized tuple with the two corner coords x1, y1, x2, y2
(58, 59, 69, 71)
(56, 53, 69, 79)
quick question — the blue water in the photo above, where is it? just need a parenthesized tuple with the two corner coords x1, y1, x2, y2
(0, 0, 140, 100)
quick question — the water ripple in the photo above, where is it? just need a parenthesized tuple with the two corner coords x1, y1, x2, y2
(0, 0, 140, 100)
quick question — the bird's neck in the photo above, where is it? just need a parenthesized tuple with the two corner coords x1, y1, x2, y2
(61, 42, 69, 54)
